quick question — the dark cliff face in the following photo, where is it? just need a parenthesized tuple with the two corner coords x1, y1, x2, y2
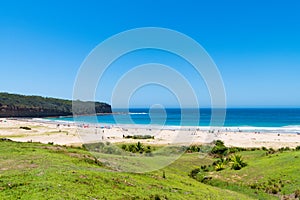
(0, 106, 71, 117)
(0, 93, 112, 118)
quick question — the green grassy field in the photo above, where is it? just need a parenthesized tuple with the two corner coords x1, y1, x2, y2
(0, 139, 299, 199)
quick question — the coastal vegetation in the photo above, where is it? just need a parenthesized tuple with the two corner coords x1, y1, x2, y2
(123, 135, 155, 139)
(0, 139, 249, 199)
(83, 141, 155, 155)
(0, 139, 300, 199)
(120, 142, 154, 155)
(0, 92, 111, 117)
(188, 141, 300, 199)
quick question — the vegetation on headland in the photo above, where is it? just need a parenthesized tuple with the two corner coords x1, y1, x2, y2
(0, 138, 300, 199)
(0, 92, 111, 117)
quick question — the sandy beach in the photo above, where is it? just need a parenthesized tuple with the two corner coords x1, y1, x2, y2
(0, 118, 300, 149)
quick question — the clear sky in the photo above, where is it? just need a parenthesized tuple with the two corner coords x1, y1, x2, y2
(0, 0, 300, 108)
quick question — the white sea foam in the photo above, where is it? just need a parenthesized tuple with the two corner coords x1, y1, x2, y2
(129, 112, 148, 115)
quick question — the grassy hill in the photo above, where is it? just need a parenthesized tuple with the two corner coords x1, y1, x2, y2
(0, 139, 251, 200)
(0, 92, 111, 117)
(0, 139, 299, 199)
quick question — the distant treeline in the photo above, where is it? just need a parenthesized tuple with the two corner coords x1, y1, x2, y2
(0, 92, 111, 117)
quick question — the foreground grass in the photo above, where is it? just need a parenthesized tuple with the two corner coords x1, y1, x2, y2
(0, 140, 250, 200)
(191, 149, 300, 200)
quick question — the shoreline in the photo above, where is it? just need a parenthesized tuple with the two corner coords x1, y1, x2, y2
(35, 117, 300, 134)
(0, 118, 300, 149)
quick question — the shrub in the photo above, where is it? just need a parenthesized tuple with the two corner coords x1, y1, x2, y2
(120, 142, 153, 155)
(284, 147, 290, 151)
(189, 168, 200, 179)
(189, 168, 212, 183)
(228, 147, 246, 153)
(136, 141, 144, 153)
(213, 157, 229, 171)
(196, 173, 212, 183)
(262, 146, 268, 151)
(230, 154, 247, 170)
(128, 144, 137, 153)
(0, 138, 12, 142)
(20, 126, 31, 130)
(296, 146, 300, 151)
(186, 145, 202, 153)
(215, 162, 225, 171)
(200, 165, 213, 172)
(211, 140, 228, 157)
(269, 148, 275, 152)
(266, 148, 276, 156)
(121, 144, 127, 151)
(124, 135, 154, 139)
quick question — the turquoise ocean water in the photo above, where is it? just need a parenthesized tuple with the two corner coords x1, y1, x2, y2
(50, 108, 300, 130)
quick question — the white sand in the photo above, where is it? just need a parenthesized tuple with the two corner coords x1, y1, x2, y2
(0, 118, 300, 149)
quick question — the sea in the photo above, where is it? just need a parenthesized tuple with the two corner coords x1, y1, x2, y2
(49, 108, 300, 133)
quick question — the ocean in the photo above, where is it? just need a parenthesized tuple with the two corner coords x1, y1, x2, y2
(50, 108, 300, 131)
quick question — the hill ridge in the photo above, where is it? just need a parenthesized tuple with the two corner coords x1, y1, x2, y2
(0, 92, 111, 117)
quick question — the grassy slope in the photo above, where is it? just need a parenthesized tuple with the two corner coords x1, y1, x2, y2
(0, 140, 250, 200)
(200, 150, 300, 199)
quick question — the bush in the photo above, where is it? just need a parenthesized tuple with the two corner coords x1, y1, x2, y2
(211, 140, 228, 157)
(20, 126, 31, 130)
(121, 144, 127, 150)
(230, 154, 247, 170)
(295, 146, 300, 151)
(120, 142, 153, 155)
(128, 144, 137, 153)
(124, 135, 154, 139)
(186, 145, 202, 153)
(196, 173, 212, 183)
(284, 147, 290, 151)
(200, 165, 213, 172)
(269, 148, 275, 152)
(262, 146, 268, 151)
(265, 148, 276, 156)
(189, 168, 200, 179)
(215, 162, 225, 171)
(136, 141, 144, 153)
(228, 147, 246, 153)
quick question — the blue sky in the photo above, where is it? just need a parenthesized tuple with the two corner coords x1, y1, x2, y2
(0, 0, 300, 108)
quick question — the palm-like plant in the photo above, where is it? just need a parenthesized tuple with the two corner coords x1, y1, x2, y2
(215, 162, 226, 171)
(230, 154, 247, 170)
(214, 157, 229, 171)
